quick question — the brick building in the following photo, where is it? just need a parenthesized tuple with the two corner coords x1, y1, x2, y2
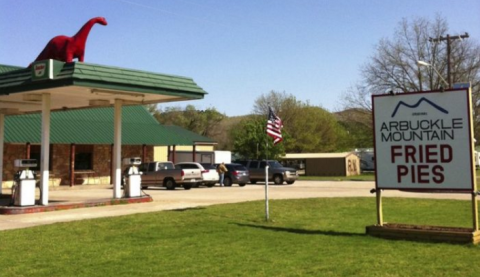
(2, 105, 215, 188)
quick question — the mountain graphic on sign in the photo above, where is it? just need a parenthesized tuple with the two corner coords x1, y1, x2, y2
(391, 97, 448, 117)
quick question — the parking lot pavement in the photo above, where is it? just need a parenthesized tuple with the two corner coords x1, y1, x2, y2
(0, 181, 471, 231)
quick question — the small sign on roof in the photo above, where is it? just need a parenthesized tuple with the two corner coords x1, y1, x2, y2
(31, 59, 64, 81)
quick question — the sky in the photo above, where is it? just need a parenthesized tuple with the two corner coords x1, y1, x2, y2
(1, 0, 479, 117)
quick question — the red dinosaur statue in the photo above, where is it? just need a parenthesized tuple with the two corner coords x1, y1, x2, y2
(31, 17, 107, 65)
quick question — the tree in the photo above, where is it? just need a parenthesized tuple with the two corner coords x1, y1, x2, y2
(337, 84, 374, 149)
(150, 105, 226, 138)
(341, 15, 480, 138)
(232, 91, 349, 155)
(256, 91, 350, 152)
(232, 115, 285, 160)
(252, 90, 305, 129)
(343, 15, 480, 106)
(363, 15, 480, 94)
(335, 108, 373, 149)
(286, 106, 348, 152)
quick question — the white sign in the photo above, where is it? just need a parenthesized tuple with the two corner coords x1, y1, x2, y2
(373, 89, 475, 191)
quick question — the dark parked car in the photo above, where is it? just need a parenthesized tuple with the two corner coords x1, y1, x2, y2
(236, 160, 298, 185)
(218, 163, 250, 187)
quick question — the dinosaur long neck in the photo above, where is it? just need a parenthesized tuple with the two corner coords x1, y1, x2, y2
(73, 19, 98, 45)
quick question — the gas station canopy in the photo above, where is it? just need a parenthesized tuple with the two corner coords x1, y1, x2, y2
(0, 60, 207, 114)
(0, 60, 208, 205)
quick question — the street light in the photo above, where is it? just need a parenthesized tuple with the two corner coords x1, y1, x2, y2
(417, 60, 450, 88)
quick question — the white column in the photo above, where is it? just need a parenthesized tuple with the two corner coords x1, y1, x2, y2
(0, 114, 4, 195)
(113, 99, 122, 198)
(40, 93, 51, 205)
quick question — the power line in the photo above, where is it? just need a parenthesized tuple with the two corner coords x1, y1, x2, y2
(429, 32, 469, 88)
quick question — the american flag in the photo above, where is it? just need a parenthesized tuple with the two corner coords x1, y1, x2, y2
(266, 107, 283, 145)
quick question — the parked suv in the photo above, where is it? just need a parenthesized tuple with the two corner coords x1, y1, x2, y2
(139, 161, 199, 190)
(220, 163, 250, 187)
(237, 160, 298, 185)
(176, 162, 219, 187)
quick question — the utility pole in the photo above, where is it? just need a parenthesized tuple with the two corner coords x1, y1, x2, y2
(429, 32, 469, 88)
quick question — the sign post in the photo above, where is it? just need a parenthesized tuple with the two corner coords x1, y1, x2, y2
(376, 189, 383, 226)
(473, 193, 479, 231)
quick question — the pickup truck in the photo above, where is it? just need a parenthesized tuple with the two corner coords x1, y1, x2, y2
(138, 161, 201, 190)
(237, 160, 298, 185)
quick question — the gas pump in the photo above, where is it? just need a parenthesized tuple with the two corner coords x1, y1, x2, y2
(123, 157, 142, 198)
(12, 159, 37, 206)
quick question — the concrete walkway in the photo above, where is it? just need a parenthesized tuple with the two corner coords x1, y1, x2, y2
(0, 181, 472, 231)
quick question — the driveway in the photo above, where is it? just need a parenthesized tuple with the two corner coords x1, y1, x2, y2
(0, 181, 471, 231)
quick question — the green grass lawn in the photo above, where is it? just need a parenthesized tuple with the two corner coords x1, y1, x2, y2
(1, 198, 479, 277)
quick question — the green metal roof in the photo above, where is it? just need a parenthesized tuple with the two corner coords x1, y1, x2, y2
(5, 106, 215, 146)
(0, 62, 207, 98)
(0, 64, 23, 74)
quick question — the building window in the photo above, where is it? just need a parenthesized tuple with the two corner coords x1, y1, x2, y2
(75, 145, 93, 170)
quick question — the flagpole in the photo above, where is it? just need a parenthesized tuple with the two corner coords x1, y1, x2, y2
(265, 140, 269, 221)
(265, 106, 283, 222)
